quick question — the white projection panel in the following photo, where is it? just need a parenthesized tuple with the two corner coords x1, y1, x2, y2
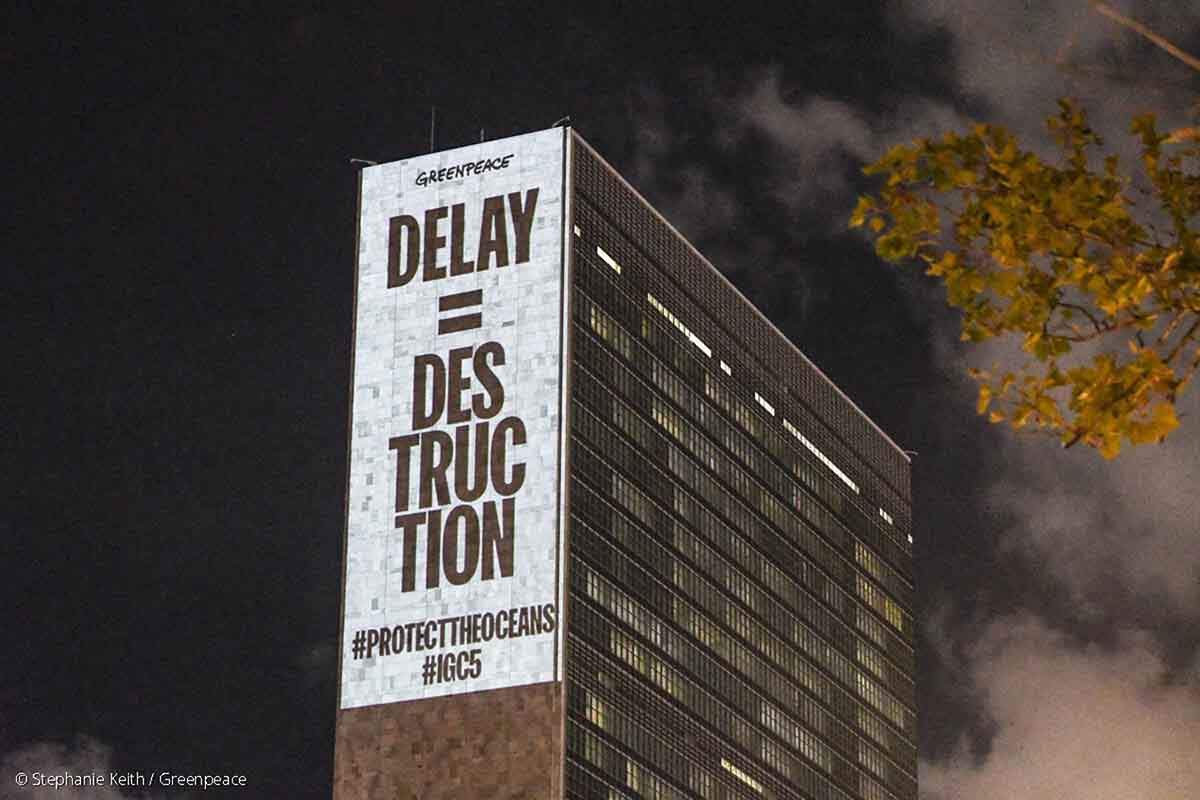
(340, 129, 568, 709)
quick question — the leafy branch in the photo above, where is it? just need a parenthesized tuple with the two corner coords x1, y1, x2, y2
(851, 101, 1200, 457)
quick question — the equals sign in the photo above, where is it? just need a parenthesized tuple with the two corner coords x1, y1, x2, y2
(437, 289, 483, 334)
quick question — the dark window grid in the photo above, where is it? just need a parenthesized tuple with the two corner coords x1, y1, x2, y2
(572, 262, 913, 582)
(566, 489, 917, 768)
(571, 406, 916, 682)
(570, 512, 917, 795)
(573, 289, 916, 612)
(569, 569, 903, 800)
(570, 532, 844, 776)
(570, 235, 913, 545)
(566, 293, 912, 606)
(568, 185, 911, 528)
(568, 178, 900, 486)
(568, 599, 864, 800)
(568, 387, 915, 677)
(570, 412, 915, 682)
(568, 692, 764, 800)
(571, 474, 915, 704)
(569, 637, 861, 800)
(573, 325, 914, 623)
(570, 471, 917, 721)
(569, 416, 914, 735)
(570, 502, 916, 785)
(567, 721, 703, 800)
(570, 634, 916, 800)
(568, 431, 917, 750)
(571, 144, 911, 509)
(570, 244, 912, 546)
(569, 642, 805, 796)
(568, 450, 916, 762)
(570, 322, 915, 632)
(565, 759, 637, 800)
(569, 630, 833, 800)
(569, 447, 916, 712)
(568, 582, 911, 789)
(569, 330, 917, 640)
(574, 286, 853, 555)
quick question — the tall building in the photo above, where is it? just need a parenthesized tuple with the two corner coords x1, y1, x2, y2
(335, 127, 915, 800)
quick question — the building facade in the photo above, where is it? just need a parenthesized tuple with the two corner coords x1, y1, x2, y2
(335, 128, 915, 800)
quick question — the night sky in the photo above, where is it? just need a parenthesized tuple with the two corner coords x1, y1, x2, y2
(6, 2, 1199, 798)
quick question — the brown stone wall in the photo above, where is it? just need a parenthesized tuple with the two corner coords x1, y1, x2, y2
(333, 681, 564, 800)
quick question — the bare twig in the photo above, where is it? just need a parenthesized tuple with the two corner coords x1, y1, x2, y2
(1058, 301, 1107, 334)
(1090, 2, 1200, 74)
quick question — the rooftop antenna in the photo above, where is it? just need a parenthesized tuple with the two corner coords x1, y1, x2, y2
(430, 107, 436, 153)
(480, 128, 485, 143)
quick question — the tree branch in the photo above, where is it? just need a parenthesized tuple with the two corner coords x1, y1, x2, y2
(1091, 2, 1200, 74)
(1057, 301, 1107, 334)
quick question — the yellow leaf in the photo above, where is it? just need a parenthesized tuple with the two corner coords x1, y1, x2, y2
(1148, 402, 1180, 440)
(1163, 126, 1200, 144)
(869, 216, 886, 233)
(977, 385, 993, 414)
(1100, 435, 1121, 459)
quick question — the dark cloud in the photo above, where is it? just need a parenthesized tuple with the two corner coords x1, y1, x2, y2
(920, 616, 1200, 799)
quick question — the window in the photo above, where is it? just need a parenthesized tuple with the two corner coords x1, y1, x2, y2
(647, 293, 712, 357)
(754, 392, 776, 416)
(782, 418, 859, 494)
(596, 245, 622, 274)
(720, 759, 763, 793)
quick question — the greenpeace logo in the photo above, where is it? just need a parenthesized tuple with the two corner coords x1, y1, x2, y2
(416, 154, 514, 187)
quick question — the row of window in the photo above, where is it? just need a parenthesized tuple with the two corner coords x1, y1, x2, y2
(571, 345, 907, 671)
(570, 570, 909, 800)
(654, 400, 911, 642)
(585, 454, 914, 721)
(571, 250, 912, 561)
(566, 758, 635, 800)
(575, 299, 914, 612)
(572, 450, 916, 772)
(571, 643, 796, 800)
(571, 481, 917, 784)
(588, 294, 913, 606)
(578, 553, 837, 774)
(571, 193, 911, 531)
(573, 392, 916, 720)
(580, 432, 911, 685)
(596, 470, 915, 723)
(571, 509, 915, 793)
(572, 449, 917, 759)
(569, 720, 704, 800)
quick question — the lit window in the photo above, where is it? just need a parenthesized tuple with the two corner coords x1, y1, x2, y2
(720, 759, 763, 793)
(573, 225, 581, 236)
(596, 245, 621, 274)
(782, 419, 859, 494)
(907, 534, 914, 544)
(879, 508, 893, 525)
(719, 360, 731, 375)
(647, 294, 712, 357)
(754, 392, 776, 416)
